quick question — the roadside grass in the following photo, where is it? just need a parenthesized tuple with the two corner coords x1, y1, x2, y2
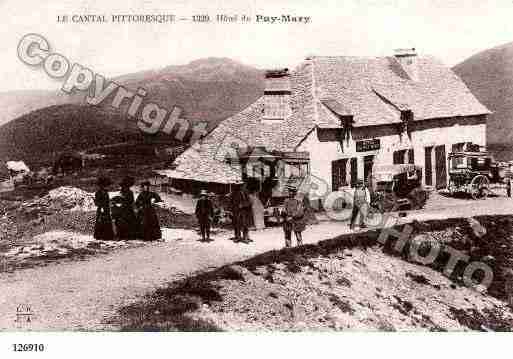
(1, 245, 102, 273)
(3, 206, 197, 246)
(0, 205, 200, 273)
(2, 211, 97, 245)
(118, 277, 224, 331)
(449, 307, 513, 331)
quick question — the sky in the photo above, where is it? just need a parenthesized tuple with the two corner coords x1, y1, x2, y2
(1, 0, 513, 91)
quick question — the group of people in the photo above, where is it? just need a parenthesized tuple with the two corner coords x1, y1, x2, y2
(194, 183, 308, 248)
(95, 175, 369, 245)
(94, 176, 163, 241)
(194, 184, 254, 243)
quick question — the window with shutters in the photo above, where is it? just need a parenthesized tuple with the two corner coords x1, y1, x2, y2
(331, 159, 348, 191)
(393, 150, 406, 164)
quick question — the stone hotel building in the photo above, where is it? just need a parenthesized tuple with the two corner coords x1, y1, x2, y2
(161, 48, 490, 196)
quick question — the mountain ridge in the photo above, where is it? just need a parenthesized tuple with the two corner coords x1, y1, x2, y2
(0, 57, 264, 128)
(453, 41, 513, 144)
(0, 57, 265, 165)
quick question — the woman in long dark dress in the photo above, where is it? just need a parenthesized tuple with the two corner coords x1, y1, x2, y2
(94, 177, 114, 241)
(136, 181, 162, 241)
(113, 176, 138, 240)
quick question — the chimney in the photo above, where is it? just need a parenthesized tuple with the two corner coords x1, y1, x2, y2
(263, 68, 292, 121)
(394, 48, 418, 81)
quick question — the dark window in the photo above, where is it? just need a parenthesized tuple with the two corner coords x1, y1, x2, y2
(331, 159, 348, 191)
(364, 155, 374, 182)
(451, 156, 466, 169)
(393, 150, 406, 164)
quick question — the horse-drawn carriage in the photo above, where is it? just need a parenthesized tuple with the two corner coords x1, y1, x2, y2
(447, 151, 509, 199)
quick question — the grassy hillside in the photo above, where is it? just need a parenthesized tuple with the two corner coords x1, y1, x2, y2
(0, 58, 265, 166)
(0, 104, 144, 167)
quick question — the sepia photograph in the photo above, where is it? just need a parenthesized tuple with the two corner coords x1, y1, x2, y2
(1, 0, 513, 356)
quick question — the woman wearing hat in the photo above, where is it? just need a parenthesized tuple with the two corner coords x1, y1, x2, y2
(113, 176, 138, 240)
(94, 176, 114, 241)
(136, 180, 163, 241)
(281, 186, 306, 248)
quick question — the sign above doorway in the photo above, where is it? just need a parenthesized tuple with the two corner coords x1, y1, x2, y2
(356, 139, 380, 152)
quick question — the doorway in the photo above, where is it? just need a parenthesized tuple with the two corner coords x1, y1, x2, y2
(331, 159, 348, 191)
(364, 155, 374, 183)
(435, 145, 447, 189)
(350, 158, 358, 187)
(425, 147, 433, 186)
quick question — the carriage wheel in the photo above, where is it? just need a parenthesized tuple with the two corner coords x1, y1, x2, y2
(470, 175, 490, 200)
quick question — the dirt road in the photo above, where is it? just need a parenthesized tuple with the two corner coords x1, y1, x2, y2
(1, 195, 513, 331)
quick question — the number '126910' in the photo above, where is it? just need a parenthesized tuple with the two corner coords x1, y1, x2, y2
(13, 344, 45, 352)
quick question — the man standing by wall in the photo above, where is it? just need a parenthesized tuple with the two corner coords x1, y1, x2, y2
(350, 179, 370, 230)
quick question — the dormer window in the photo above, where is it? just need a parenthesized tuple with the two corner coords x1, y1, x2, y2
(264, 95, 292, 120)
(400, 109, 413, 122)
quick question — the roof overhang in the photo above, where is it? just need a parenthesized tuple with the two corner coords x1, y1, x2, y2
(320, 98, 353, 119)
(155, 169, 243, 185)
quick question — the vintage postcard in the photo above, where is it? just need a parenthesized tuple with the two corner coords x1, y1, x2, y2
(1, 0, 513, 356)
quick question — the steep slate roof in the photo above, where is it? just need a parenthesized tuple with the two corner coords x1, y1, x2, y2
(312, 55, 490, 126)
(159, 62, 317, 183)
(163, 54, 490, 184)
(320, 99, 353, 117)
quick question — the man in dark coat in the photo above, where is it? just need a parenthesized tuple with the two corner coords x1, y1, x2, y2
(94, 176, 114, 241)
(282, 187, 306, 248)
(195, 190, 214, 241)
(230, 183, 252, 243)
(136, 181, 162, 241)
